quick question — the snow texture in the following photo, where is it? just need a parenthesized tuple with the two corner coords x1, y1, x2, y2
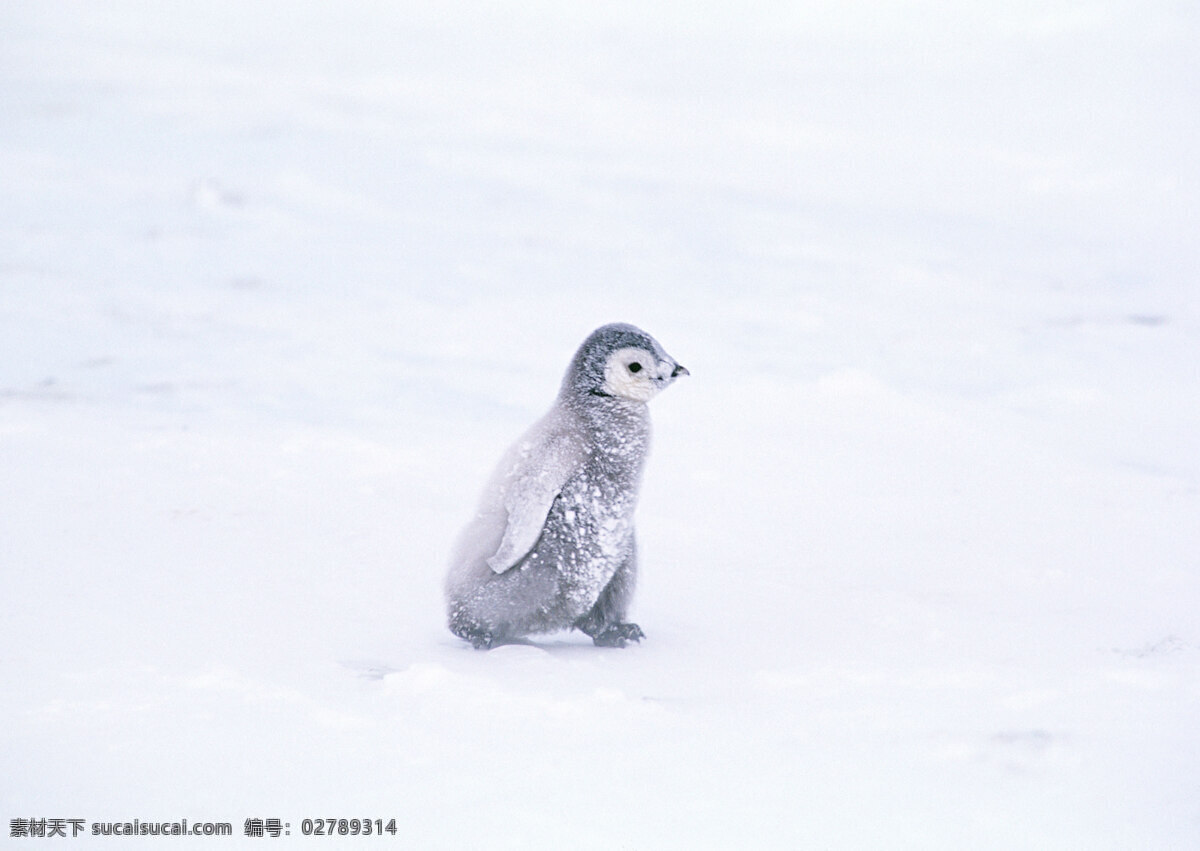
(2, 1, 1199, 847)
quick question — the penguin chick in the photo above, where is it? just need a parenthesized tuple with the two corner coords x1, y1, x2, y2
(445, 323, 688, 649)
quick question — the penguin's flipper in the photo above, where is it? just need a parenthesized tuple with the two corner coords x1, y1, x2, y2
(486, 433, 582, 574)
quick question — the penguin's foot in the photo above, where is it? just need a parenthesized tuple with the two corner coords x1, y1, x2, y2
(450, 621, 499, 650)
(468, 631, 497, 650)
(591, 622, 644, 648)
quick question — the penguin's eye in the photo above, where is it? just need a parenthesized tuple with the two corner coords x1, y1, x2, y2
(628, 362, 642, 374)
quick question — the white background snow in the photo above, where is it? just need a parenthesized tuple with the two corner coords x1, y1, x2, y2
(3, 1, 1198, 847)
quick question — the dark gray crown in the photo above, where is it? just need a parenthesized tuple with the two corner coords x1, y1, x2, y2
(559, 322, 676, 399)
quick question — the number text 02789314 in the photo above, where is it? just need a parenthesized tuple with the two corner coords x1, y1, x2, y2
(301, 818, 398, 837)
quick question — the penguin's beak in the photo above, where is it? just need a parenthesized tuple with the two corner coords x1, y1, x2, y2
(671, 363, 690, 378)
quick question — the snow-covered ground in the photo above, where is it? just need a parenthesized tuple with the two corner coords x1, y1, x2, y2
(3, 1, 1198, 847)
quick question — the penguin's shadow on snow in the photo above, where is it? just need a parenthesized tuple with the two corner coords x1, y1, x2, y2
(488, 636, 635, 658)
(448, 634, 643, 658)
(339, 635, 636, 679)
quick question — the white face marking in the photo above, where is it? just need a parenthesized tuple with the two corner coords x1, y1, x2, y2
(602, 347, 664, 401)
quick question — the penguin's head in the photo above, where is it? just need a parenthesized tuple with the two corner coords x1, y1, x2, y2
(563, 322, 689, 403)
